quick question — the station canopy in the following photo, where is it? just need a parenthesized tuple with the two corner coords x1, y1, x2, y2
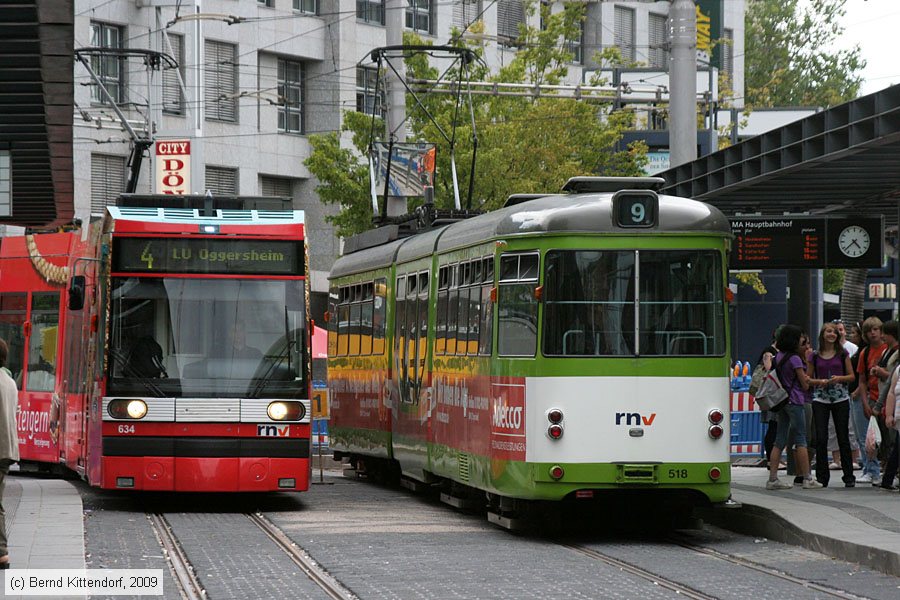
(659, 84, 900, 230)
(0, 0, 74, 228)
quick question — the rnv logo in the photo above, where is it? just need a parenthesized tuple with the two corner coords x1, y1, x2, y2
(615, 412, 657, 426)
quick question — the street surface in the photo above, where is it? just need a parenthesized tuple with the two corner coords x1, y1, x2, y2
(73, 467, 900, 599)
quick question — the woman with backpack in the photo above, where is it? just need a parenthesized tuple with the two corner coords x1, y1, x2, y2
(766, 324, 823, 490)
(807, 322, 856, 488)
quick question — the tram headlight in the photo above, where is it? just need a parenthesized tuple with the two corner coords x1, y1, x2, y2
(267, 401, 305, 421)
(107, 399, 147, 420)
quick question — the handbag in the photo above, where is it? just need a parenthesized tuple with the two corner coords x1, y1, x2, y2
(753, 354, 792, 413)
(748, 362, 768, 397)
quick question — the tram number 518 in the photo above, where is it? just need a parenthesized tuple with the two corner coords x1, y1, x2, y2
(668, 468, 688, 479)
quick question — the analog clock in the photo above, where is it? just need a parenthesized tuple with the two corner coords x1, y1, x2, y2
(838, 225, 870, 258)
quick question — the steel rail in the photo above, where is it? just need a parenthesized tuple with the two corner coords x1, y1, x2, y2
(148, 513, 206, 600)
(562, 543, 716, 600)
(669, 537, 867, 600)
(248, 513, 357, 600)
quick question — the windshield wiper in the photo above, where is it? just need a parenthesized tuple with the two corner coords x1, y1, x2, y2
(109, 349, 166, 398)
(249, 340, 299, 398)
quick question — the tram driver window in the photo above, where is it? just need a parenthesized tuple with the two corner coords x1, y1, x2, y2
(497, 253, 539, 357)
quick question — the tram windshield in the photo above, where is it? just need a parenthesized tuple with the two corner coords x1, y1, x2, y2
(107, 277, 308, 398)
(543, 249, 725, 356)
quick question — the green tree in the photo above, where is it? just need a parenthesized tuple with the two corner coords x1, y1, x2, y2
(305, 2, 647, 237)
(745, 0, 865, 108)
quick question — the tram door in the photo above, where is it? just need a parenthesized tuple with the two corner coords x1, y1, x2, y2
(392, 269, 430, 476)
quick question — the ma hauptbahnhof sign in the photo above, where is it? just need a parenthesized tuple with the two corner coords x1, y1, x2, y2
(729, 217, 883, 270)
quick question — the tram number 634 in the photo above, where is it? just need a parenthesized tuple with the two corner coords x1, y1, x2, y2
(668, 468, 688, 479)
(117, 424, 135, 434)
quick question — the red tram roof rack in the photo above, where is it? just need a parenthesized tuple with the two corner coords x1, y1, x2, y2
(117, 194, 292, 212)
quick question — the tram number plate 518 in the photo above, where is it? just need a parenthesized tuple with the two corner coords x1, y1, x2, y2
(117, 424, 135, 434)
(668, 468, 688, 479)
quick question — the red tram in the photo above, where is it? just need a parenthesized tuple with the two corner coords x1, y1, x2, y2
(0, 196, 312, 491)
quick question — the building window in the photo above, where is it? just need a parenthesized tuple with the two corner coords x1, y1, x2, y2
(614, 6, 635, 64)
(357, 0, 384, 25)
(90, 154, 126, 213)
(258, 0, 273, 7)
(205, 40, 238, 122)
(497, 0, 526, 46)
(0, 151, 9, 217)
(453, 0, 481, 30)
(294, 0, 317, 14)
(567, 19, 584, 65)
(89, 21, 125, 105)
(722, 28, 734, 84)
(260, 175, 294, 199)
(406, 0, 433, 34)
(278, 58, 304, 134)
(356, 67, 384, 116)
(162, 33, 185, 115)
(205, 166, 238, 196)
(648, 13, 668, 69)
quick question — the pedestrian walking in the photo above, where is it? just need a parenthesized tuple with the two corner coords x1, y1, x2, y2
(808, 322, 856, 487)
(0, 337, 20, 569)
(765, 325, 822, 490)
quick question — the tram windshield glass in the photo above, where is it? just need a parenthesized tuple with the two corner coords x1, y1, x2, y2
(543, 249, 725, 356)
(107, 277, 308, 398)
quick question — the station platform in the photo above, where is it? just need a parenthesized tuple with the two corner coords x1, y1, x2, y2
(703, 465, 900, 577)
(2, 473, 85, 571)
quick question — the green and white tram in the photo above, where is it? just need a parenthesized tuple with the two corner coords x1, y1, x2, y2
(327, 177, 733, 524)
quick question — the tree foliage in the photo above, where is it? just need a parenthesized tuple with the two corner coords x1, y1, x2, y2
(304, 2, 647, 237)
(745, 0, 865, 108)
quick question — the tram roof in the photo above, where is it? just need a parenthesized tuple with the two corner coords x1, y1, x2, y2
(658, 85, 900, 228)
(106, 206, 305, 226)
(331, 192, 729, 279)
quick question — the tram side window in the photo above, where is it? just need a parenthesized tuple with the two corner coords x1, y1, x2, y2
(348, 285, 362, 356)
(360, 283, 374, 356)
(478, 257, 494, 356)
(0, 293, 26, 385)
(373, 278, 386, 355)
(327, 288, 338, 357)
(337, 287, 350, 356)
(435, 267, 449, 355)
(497, 253, 539, 357)
(26, 292, 60, 392)
(446, 266, 459, 355)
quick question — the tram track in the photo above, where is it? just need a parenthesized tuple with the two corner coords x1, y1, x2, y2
(148, 513, 206, 600)
(666, 536, 868, 600)
(562, 538, 868, 600)
(248, 512, 357, 600)
(148, 510, 355, 600)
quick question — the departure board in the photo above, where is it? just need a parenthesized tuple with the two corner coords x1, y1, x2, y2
(730, 217, 883, 269)
(730, 218, 826, 269)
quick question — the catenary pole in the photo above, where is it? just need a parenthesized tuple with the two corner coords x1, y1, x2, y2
(669, 0, 697, 167)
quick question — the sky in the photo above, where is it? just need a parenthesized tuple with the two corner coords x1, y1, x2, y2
(833, 0, 900, 95)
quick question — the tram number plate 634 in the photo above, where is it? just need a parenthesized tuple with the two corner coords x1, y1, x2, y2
(117, 424, 136, 434)
(668, 468, 688, 479)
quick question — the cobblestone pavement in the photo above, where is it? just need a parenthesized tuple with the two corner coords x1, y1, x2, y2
(77, 470, 900, 599)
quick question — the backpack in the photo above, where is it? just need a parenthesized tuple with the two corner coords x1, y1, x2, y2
(752, 354, 792, 412)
